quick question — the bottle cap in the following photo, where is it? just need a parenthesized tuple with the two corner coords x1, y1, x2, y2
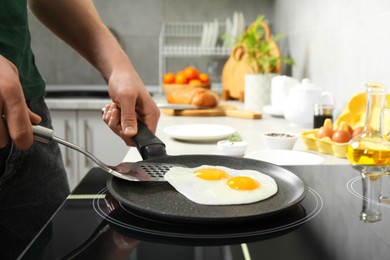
(314, 103, 333, 116)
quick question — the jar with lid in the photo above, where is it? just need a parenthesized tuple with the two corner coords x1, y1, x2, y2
(313, 103, 333, 129)
(313, 90, 334, 129)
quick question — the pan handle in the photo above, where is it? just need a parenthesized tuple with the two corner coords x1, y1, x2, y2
(133, 120, 167, 160)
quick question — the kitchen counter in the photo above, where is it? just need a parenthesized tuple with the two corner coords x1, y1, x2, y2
(122, 99, 348, 165)
(44, 94, 348, 193)
(45, 98, 111, 110)
(45, 95, 349, 164)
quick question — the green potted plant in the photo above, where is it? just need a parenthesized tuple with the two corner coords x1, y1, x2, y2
(236, 16, 293, 74)
(240, 16, 294, 111)
(222, 16, 294, 111)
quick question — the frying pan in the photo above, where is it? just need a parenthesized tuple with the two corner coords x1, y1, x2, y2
(107, 121, 307, 224)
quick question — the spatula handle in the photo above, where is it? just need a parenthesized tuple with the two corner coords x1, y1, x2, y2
(32, 125, 54, 143)
(101, 107, 167, 160)
(33, 125, 113, 174)
(133, 120, 167, 160)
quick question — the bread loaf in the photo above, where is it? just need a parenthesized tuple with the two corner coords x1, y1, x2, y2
(166, 87, 219, 107)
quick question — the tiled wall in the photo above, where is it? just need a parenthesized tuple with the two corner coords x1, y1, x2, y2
(273, 0, 390, 112)
(28, 0, 273, 87)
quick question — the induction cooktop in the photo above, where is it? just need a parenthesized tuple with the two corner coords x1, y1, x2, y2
(20, 167, 323, 260)
(21, 165, 390, 260)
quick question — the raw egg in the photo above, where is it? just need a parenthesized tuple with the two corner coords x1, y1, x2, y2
(352, 126, 364, 138)
(317, 127, 334, 139)
(317, 118, 334, 139)
(332, 122, 353, 143)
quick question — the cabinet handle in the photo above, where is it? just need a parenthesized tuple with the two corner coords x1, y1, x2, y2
(64, 120, 71, 168)
(84, 120, 93, 168)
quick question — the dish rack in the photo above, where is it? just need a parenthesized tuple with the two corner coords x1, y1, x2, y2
(158, 22, 233, 89)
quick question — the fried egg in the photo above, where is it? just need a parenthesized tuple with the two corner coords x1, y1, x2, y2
(164, 165, 278, 205)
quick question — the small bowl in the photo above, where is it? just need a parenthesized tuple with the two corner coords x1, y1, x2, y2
(261, 133, 298, 150)
(217, 140, 248, 157)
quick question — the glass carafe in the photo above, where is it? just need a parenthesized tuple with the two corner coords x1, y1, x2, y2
(346, 82, 390, 223)
(380, 105, 390, 203)
(346, 82, 390, 166)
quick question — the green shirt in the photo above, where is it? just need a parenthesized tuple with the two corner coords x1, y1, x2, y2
(0, 0, 45, 100)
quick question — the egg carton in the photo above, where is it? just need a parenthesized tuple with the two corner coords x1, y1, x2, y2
(302, 92, 390, 158)
(300, 129, 348, 158)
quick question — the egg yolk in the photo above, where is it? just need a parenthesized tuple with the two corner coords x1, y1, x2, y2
(226, 176, 260, 190)
(193, 168, 230, 180)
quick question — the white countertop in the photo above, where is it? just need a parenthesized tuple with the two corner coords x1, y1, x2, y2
(45, 95, 348, 165)
(122, 100, 349, 165)
(45, 98, 111, 110)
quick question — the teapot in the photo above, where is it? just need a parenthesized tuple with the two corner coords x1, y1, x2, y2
(284, 78, 333, 127)
(271, 75, 300, 112)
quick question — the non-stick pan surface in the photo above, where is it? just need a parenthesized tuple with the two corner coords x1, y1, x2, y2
(107, 154, 307, 224)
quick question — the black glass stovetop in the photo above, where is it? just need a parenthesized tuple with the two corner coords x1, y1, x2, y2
(19, 165, 390, 260)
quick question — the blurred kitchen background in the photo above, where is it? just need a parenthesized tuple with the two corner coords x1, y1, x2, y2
(29, 0, 390, 112)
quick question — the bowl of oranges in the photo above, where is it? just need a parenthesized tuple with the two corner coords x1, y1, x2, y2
(162, 66, 211, 95)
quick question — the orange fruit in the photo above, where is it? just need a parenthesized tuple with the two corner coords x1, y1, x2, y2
(189, 79, 203, 86)
(198, 73, 210, 83)
(163, 72, 175, 84)
(175, 71, 188, 84)
(184, 67, 200, 80)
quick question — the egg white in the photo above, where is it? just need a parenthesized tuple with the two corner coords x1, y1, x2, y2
(164, 165, 278, 205)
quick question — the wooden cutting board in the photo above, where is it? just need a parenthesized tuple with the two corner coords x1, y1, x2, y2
(162, 104, 262, 119)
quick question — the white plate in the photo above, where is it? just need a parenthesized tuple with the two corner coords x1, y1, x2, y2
(224, 17, 233, 46)
(237, 12, 245, 37)
(262, 105, 285, 117)
(202, 23, 211, 48)
(210, 19, 219, 47)
(200, 23, 208, 47)
(164, 124, 236, 142)
(244, 150, 324, 165)
(231, 11, 239, 38)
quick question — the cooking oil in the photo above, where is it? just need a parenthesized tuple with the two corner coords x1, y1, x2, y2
(346, 83, 390, 166)
(346, 144, 390, 165)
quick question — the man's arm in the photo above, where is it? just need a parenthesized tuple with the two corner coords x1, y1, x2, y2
(29, 0, 160, 143)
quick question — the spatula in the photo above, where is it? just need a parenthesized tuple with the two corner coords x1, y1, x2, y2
(32, 125, 177, 181)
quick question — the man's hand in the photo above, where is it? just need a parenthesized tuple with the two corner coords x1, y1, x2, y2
(102, 70, 160, 146)
(0, 55, 41, 149)
(107, 70, 159, 135)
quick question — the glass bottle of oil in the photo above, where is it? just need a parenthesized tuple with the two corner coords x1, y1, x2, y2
(346, 82, 390, 166)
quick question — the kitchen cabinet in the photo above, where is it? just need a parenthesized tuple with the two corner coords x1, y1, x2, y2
(50, 109, 129, 190)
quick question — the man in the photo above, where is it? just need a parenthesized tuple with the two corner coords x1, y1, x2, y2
(0, 0, 160, 258)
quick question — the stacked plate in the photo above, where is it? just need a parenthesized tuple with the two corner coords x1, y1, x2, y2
(200, 19, 220, 48)
(223, 11, 246, 47)
(200, 12, 246, 48)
